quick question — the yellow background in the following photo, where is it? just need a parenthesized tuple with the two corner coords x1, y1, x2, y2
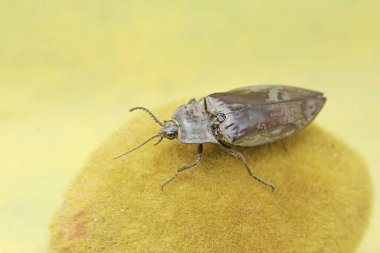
(0, 1, 379, 252)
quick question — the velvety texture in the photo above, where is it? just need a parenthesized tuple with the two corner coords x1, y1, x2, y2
(49, 101, 372, 253)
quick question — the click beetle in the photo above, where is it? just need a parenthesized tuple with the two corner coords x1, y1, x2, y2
(115, 85, 326, 191)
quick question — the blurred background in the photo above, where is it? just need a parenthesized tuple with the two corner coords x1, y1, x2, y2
(0, 1, 379, 252)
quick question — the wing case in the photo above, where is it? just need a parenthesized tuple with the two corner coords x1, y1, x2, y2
(205, 85, 326, 146)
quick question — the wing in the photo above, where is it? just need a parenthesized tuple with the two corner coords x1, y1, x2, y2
(205, 85, 326, 146)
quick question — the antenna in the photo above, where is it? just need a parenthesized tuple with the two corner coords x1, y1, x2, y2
(113, 133, 162, 159)
(130, 107, 164, 126)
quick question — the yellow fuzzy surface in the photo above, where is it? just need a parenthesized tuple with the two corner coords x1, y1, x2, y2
(49, 101, 371, 253)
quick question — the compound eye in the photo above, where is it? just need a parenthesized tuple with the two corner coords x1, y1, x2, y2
(167, 132, 175, 139)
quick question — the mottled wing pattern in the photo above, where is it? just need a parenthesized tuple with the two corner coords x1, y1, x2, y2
(205, 85, 326, 146)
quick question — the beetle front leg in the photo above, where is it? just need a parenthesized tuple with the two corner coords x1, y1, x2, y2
(219, 143, 275, 192)
(161, 144, 204, 190)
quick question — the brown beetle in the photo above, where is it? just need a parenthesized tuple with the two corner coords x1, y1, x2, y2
(115, 85, 326, 191)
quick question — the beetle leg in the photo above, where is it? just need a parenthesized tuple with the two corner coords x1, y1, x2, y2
(219, 143, 275, 192)
(161, 144, 204, 190)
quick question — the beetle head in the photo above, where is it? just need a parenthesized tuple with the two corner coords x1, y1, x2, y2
(113, 107, 179, 160)
(160, 120, 179, 140)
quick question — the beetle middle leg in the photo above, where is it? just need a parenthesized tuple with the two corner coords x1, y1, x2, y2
(219, 143, 275, 192)
(161, 144, 204, 190)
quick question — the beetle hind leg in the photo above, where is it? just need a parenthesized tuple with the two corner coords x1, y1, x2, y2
(161, 144, 204, 190)
(219, 143, 275, 192)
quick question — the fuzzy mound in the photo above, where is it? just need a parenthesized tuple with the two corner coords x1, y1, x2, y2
(49, 101, 372, 253)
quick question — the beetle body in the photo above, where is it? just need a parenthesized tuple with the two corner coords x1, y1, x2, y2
(116, 85, 326, 191)
(174, 85, 325, 146)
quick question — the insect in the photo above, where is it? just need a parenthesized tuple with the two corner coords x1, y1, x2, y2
(115, 85, 326, 191)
